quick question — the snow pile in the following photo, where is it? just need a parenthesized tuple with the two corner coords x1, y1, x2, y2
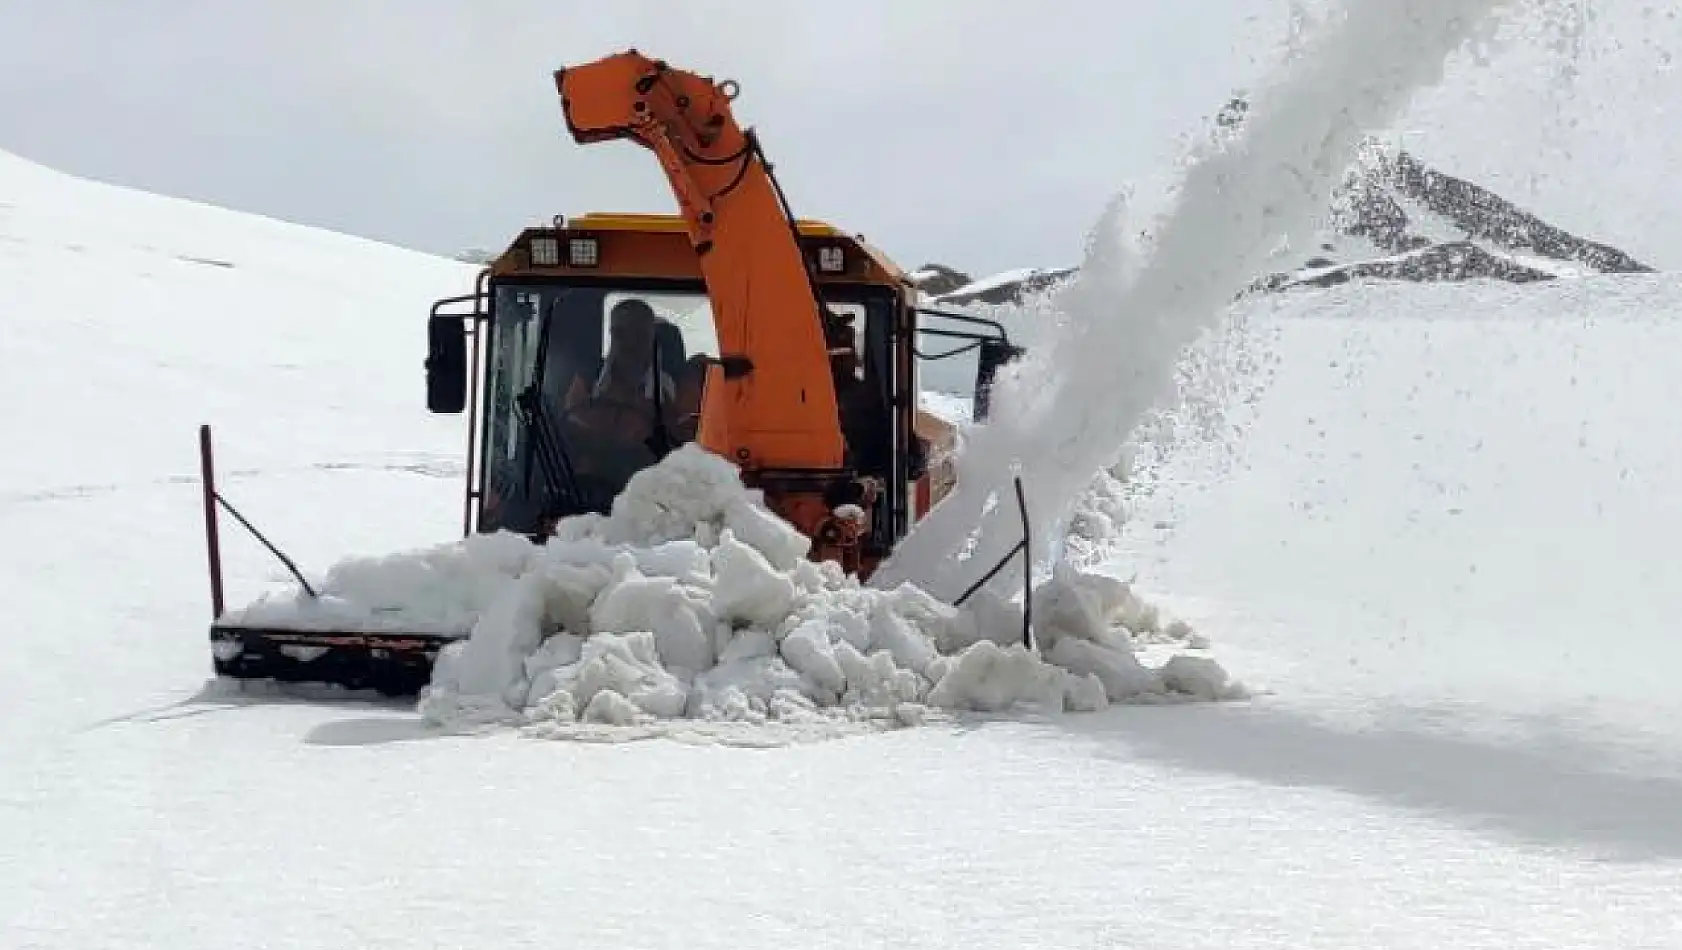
(398, 445, 1242, 743)
(217, 531, 535, 635)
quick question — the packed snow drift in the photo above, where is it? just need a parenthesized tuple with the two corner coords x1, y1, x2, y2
(228, 444, 1242, 743)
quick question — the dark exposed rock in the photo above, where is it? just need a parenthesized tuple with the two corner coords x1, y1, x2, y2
(907, 263, 972, 297)
(1380, 151, 1650, 274)
(1253, 145, 1653, 293)
(1285, 241, 1558, 289)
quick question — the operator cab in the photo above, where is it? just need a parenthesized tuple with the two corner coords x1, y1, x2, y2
(425, 212, 1022, 572)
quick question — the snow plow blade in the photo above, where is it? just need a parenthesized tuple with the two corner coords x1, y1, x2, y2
(197, 425, 460, 697)
(208, 623, 458, 697)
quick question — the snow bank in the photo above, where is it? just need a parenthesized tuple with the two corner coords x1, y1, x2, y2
(217, 531, 536, 634)
(235, 445, 1240, 743)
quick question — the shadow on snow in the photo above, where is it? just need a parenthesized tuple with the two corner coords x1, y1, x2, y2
(1053, 698, 1682, 864)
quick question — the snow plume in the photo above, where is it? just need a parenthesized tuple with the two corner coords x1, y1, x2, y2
(312, 445, 1246, 745)
(1061, 301, 1280, 567)
(873, 0, 1522, 603)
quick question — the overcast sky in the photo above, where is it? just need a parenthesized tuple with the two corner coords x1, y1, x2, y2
(0, 0, 1300, 276)
(1, 2, 1678, 275)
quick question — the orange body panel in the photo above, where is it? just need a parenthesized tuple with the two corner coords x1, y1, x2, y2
(556, 51, 845, 476)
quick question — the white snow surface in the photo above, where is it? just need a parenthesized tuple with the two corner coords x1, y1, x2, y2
(11, 4, 1682, 944)
(0, 151, 470, 492)
(1118, 274, 1682, 734)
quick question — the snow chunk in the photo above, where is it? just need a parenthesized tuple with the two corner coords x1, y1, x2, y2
(723, 497, 811, 571)
(926, 641, 1067, 712)
(779, 620, 847, 697)
(710, 529, 798, 629)
(588, 557, 715, 675)
(1161, 655, 1249, 702)
(527, 632, 691, 724)
(601, 442, 752, 545)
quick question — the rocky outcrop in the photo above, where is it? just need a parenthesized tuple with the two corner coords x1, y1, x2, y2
(1254, 147, 1653, 292)
(919, 91, 1652, 304)
(1362, 152, 1647, 272)
(907, 263, 972, 297)
(1256, 240, 1559, 291)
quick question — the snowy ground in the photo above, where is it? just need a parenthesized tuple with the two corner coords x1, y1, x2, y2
(8, 4, 1682, 937)
(4, 139, 1682, 947)
(1115, 276, 1682, 753)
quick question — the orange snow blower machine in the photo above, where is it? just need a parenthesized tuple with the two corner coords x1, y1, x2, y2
(202, 50, 1025, 695)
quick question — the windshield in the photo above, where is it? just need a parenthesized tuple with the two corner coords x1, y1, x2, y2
(477, 281, 878, 535)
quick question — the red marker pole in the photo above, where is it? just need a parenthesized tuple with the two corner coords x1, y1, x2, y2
(199, 424, 225, 620)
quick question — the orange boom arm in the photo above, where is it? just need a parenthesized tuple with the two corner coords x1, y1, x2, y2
(555, 51, 845, 475)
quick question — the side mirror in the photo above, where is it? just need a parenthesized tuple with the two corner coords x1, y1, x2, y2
(426, 314, 468, 413)
(973, 338, 1023, 421)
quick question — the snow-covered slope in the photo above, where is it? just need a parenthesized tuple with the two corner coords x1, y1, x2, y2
(0, 149, 476, 737)
(0, 149, 471, 489)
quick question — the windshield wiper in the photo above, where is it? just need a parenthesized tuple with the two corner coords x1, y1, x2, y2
(647, 335, 675, 459)
(515, 299, 586, 526)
